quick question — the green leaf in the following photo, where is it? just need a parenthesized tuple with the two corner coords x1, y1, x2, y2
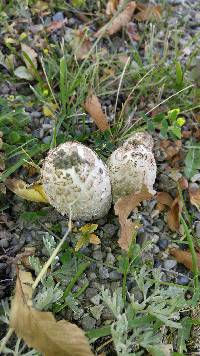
(168, 108, 180, 122)
(14, 66, 34, 80)
(184, 142, 200, 178)
(177, 317, 192, 353)
(169, 125, 182, 139)
(176, 62, 183, 86)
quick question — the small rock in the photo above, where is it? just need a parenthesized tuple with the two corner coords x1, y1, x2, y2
(30, 111, 41, 118)
(86, 288, 98, 299)
(87, 272, 97, 281)
(109, 271, 122, 281)
(93, 249, 103, 260)
(102, 224, 118, 237)
(53, 12, 64, 22)
(98, 266, 109, 280)
(90, 305, 104, 320)
(163, 259, 177, 270)
(105, 252, 115, 266)
(157, 239, 169, 250)
(176, 275, 190, 285)
(0, 239, 9, 248)
(81, 315, 96, 330)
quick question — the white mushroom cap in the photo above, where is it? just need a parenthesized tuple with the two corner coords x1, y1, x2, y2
(42, 142, 112, 221)
(107, 132, 157, 202)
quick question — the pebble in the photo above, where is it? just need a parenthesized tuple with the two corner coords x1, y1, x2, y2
(86, 288, 98, 299)
(109, 271, 122, 281)
(87, 272, 97, 281)
(157, 239, 169, 250)
(176, 275, 190, 285)
(81, 315, 96, 330)
(0, 239, 9, 249)
(102, 224, 118, 237)
(93, 249, 103, 261)
(30, 111, 41, 118)
(98, 266, 109, 280)
(163, 259, 177, 270)
(90, 294, 101, 305)
(105, 252, 115, 266)
(53, 12, 64, 22)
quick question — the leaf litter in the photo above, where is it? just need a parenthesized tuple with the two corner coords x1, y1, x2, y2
(9, 269, 94, 356)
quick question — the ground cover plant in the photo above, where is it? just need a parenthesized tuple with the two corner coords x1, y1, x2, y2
(0, 0, 200, 355)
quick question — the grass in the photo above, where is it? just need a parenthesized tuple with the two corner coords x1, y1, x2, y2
(1, 0, 200, 354)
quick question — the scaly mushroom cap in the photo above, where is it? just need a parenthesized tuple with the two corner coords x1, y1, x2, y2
(42, 142, 112, 221)
(107, 132, 157, 202)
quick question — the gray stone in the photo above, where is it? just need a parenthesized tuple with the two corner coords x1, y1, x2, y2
(86, 288, 98, 299)
(98, 266, 109, 280)
(102, 224, 118, 237)
(53, 12, 64, 22)
(87, 272, 97, 281)
(105, 252, 115, 266)
(81, 315, 96, 330)
(90, 294, 101, 305)
(30, 111, 41, 118)
(0, 239, 9, 248)
(109, 271, 122, 281)
(93, 249, 103, 260)
(163, 259, 177, 270)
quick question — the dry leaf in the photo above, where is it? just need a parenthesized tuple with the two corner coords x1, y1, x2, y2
(46, 18, 68, 33)
(72, 30, 92, 60)
(84, 93, 110, 132)
(189, 185, 200, 211)
(167, 197, 182, 232)
(95, 1, 136, 37)
(106, 0, 119, 15)
(115, 186, 152, 250)
(135, 5, 162, 21)
(10, 270, 94, 356)
(156, 192, 173, 212)
(6, 179, 49, 203)
(160, 140, 182, 160)
(126, 22, 140, 42)
(21, 44, 38, 70)
(169, 248, 200, 271)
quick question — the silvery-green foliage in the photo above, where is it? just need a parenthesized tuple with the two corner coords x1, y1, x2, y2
(43, 233, 56, 256)
(101, 287, 124, 318)
(29, 256, 43, 276)
(64, 295, 84, 318)
(33, 284, 63, 310)
(111, 314, 134, 356)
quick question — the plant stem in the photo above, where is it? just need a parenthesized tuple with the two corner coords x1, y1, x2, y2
(180, 215, 199, 290)
(62, 261, 90, 300)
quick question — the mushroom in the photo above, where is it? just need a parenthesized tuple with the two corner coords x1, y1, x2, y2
(107, 132, 157, 202)
(42, 142, 112, 221)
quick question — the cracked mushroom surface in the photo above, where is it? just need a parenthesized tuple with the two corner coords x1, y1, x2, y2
(107, 132, 157, 202)
(42, 142, 112, 221)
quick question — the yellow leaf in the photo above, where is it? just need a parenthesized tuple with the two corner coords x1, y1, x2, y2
(79, 223, 98, 233)
(75, 236, 86, 252)
(9, 270, 94, 356)
(89, 234, 101, 245)
(6, 179, 49, 203)
(43, 103, 58, 117)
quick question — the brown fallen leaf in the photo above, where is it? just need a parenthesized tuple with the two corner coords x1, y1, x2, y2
(10, 270, 94, 356)
(135, 4, 162, 21)
(95, 1, 136, 37)
(160, 140, 182, 160)
(84, 93, 110, 132)
(189, 185, 200, 211)
(115, 186, 152, 250)
(46, 18, 68, 33)
(167, 197, 182, 232)
(72, 30, 92, 60)
(169, 248, 200, 271)
(156, 192, 174, 212)
(106, 0, 119, 15)
(126, 22, 141, 42)
(6, 179, 49, 203)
